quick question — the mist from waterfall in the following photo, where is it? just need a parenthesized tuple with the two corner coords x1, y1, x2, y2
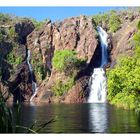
(26, 50, 37, 102)
(88, 26, 108, 103)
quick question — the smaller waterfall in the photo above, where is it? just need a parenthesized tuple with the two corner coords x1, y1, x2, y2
(26, 50, 38, 102)
(88, 27, 108, 103)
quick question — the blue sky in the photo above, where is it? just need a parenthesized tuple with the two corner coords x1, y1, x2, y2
(0, 7, 126, 22)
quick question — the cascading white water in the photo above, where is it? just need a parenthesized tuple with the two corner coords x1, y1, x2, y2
(26, 50, 37, 102)
(88, 26, 108, 103)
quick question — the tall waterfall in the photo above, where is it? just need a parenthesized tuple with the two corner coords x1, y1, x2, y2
(26, 50, 37, 102)
(88, 27, 108, 103)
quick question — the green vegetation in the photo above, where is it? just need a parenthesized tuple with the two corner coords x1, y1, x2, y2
(52, 50, 86, 96)
(0, 90, 55, 133)
(6, 48, 22, 67)
(7, 52, 22, 66)
(52, 77, 74, 96)
(31, 53, 46, 81)
(93, 10, 121, 33)
(0, 13, 12, 24)
(8, 27, 18, 41)
(30, 18, 49, 30)
(92, 13, 109, 26)
(137, 21, 140, 30)
(0, 27, 6, 42)
(52, 50, 85, 75)
(0, 25, 22, 80)
(107, 53, 140, 110)
(0, 93, 13, 133)
(132, 31, 140, 47)
(108, 12, 121, 33)
(107, 22, 140, 111)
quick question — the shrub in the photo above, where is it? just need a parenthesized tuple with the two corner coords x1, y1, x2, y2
(0, 91, 53, 133)
(52, 77, 74, 96)
(8, 27, 18, 41)
(92, 10, 121, 33)
(34, 64, 45, 81)
(0, 13, 11, 24)
(0, 92, 13, 133)
(30, 18, 49, 30)
(137, 20, 140, 30)
(0, 28, 6, 42)
(107, 55, 140, 110)
(92, 13, 109, 26)
(132, 32, 140, 47)
(107, 31, 140, 110)
(111, 92, 136, 109)
(31, 53, 46, 81)
(108, 12, 121, 33)
(6, 51, 22, 66)
(52, 50, 86, 96)
(132, 22, 140, 46)
(52, 50, 86, 76)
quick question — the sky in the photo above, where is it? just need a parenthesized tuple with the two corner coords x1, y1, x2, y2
(0, 7, 126, 22)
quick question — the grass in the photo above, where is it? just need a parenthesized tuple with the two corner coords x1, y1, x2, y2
(0, 90, 55, 133)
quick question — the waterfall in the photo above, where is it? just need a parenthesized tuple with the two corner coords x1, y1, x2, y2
(88, 27, 108, 103)
(26, 50, 37, 102)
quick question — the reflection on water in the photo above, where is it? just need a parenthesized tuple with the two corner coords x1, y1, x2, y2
(11, 103, 140, 133)
(89, 103, 108, 133)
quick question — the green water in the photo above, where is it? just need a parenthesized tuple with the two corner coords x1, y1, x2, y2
(11, 103, 140, 133)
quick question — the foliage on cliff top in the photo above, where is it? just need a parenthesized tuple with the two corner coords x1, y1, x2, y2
(107, 22, 140, 111)
(92, 8, 140, 33)
(0, 13, 12, 25)
(108, 12, 121, 33)
(93, 10, 121, 33)
(30, 18, 49, 30)
(92, 13, 109, 26)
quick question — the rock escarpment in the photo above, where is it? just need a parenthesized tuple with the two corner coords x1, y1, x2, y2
(92, 9, 140, 68)
(0, 18, 34, 102)
(1, 9, 139, 103)
(110, 17, 140, 67)
(26, 15, 98, 103)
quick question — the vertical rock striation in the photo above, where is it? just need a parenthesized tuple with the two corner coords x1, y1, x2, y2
(27, 15, 98, 103)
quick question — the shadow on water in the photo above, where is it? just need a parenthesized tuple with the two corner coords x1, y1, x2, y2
(10, 103, 140, 133)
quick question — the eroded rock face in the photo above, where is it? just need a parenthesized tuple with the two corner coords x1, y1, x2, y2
(27, 15, 98, 103)
(8, 61, 32, 102)
(53, 16, 98, 63)
(15, 19, 35, 44)
(63, 76, 89, 103)
(0, 19, 34, 102)
(1, 12, 140, 104)
(110, 18, 139, 67)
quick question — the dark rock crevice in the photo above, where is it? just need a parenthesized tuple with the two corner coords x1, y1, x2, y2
(0, 19, 35, 103)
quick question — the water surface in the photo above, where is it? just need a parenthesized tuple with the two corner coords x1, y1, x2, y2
(12, 103, 140, 133)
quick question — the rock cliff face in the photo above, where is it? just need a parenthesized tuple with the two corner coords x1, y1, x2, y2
(110, 17, 140, 67)
(0, 18, 34, 102)
(1, 10, 139, 103)
(27, 15, 98, 103)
